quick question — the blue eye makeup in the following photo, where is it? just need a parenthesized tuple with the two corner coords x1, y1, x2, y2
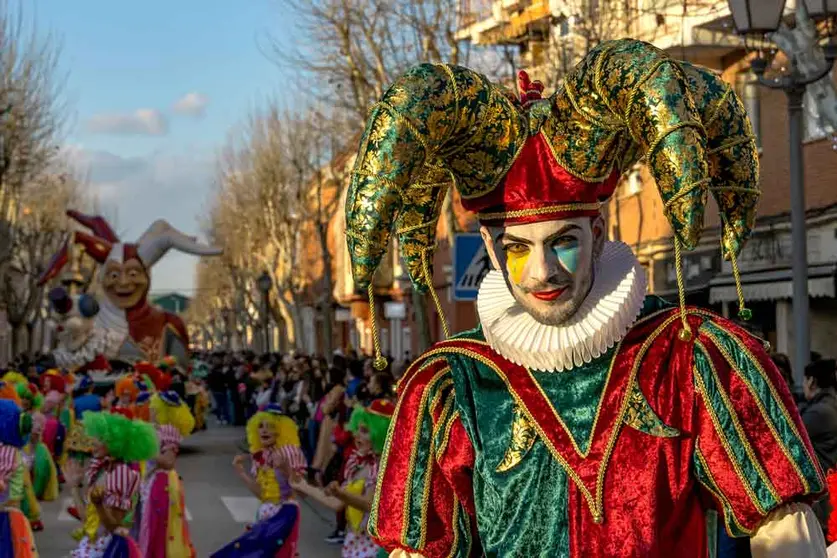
(551, 238, 580, 273)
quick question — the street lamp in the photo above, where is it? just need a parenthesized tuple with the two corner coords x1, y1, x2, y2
(728, 0, 837, 384)
(257, 271, 273, 354)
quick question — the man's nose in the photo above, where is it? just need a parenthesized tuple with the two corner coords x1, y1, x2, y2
(527, 247, 556, 283)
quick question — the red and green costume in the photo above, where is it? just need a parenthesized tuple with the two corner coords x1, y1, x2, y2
(343, 38, 824, 557)
(371, 299, 823, 556)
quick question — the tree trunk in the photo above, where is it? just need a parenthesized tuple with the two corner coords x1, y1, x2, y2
(317, 222, 334, 361)
(412, 289, 432, 353)
(10, 324, 20, 359)
(272, 294, 299, 351)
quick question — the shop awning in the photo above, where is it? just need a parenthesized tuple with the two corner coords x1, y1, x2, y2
(709, 263, 837, 304)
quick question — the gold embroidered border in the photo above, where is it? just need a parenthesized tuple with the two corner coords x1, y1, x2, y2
(693, 340, 777, 515)
(369, 357, 447, 538)
(702, 328, 819, 493)
(422, 392, 456, 549)
(691, 308, 819, 480)
(420, 306, 686, 522)
(694, 445, 753, 537)
(435, 409, 460, 462)
(399, 367, 452, 546)
(477, 201, 602, 222)
(445, 493, 461, 558)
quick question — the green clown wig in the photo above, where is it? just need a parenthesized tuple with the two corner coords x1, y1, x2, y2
(348, 399, 395, 455)
(246, 404, 300, 453)
(15, 383, 43, 411)
(83, 412, 158, 462)
(149, 391, 195, 436)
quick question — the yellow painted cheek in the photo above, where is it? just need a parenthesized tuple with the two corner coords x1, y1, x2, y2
(507, 251, 529, 285)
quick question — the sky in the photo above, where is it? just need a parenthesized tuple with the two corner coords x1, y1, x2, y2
(30, 0, 299, 296)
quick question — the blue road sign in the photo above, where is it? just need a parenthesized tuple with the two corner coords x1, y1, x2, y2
(453, 233, 491, 301)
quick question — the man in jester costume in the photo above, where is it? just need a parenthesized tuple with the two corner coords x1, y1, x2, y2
(345, 39, 828, 557)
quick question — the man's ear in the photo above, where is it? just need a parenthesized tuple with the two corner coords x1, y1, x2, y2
(591, 214, 606, 260)
(479, 225, 502, 271)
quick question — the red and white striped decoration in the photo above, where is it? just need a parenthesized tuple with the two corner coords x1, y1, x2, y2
(0, 444, 17, 483)
(104, 462, 140, 511)
(157, 424, 181, 453)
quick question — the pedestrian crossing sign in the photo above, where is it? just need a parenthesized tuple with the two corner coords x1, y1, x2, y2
(453, 233, 491, 301)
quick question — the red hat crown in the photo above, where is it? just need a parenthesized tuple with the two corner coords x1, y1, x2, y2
(460, 70, 619, 227)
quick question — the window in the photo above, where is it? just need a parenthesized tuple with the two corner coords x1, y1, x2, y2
(735, 72, 763, 149)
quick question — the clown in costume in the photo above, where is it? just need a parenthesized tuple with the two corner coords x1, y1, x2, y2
(64, 412, 157, 558)
(133, 390, 196, 557)
(112, 377, 139, 419)
(291, 399, 394, 558)
(212, 403, 306, 557)
(345, 39, 828, 557)
(0, 399, 37, 557)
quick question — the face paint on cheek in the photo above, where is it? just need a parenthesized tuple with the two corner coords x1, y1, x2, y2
(506, 251, 530, 285)
(552, 241, 580, 274)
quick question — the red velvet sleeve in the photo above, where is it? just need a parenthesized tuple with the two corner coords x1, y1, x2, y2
(691, 316, 825, 536)
(369, 356, 480, 557)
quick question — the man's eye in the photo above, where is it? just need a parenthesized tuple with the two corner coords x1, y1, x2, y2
(503, 243, 529, 255)
(552, 237, 579, 248)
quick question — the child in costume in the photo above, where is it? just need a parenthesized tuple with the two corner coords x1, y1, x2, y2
(0, 398, 37, 557)
(213, 404, 307, 558)
(112, 377, 138, 419)
(65, 378, 102, 524)
(133, 390, 196, 557)
(291, 399, 393, 558)
(65, 412, 157, 558)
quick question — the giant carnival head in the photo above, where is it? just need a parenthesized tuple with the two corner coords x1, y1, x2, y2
(38, 211, 221, 311)
(345, 40, 759, 334)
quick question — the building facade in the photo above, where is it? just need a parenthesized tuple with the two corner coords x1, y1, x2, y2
(296, 1, 837, 366)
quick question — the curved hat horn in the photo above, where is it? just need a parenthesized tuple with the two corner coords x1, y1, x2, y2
(346, 64, 527, 292)
(66, 210, 120, 243)
(136, 219, 223, 268)
(545, 39, 758, 257)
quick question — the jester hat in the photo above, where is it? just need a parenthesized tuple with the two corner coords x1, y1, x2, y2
(345, 39, 759, 294)
(348, 399, 394, 455)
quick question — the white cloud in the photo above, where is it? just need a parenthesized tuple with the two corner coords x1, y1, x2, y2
(172, 92, 208, 117)
(66, 146, 216, 293)
(86, 109, 168, 136)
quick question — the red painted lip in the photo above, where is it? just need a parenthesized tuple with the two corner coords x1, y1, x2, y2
(531, 288, 567, 301)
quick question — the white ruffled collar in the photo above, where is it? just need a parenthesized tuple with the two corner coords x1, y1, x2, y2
(477, 241, 647, 372)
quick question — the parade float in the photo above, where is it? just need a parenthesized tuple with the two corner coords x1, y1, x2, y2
(38, 211, 221, 374)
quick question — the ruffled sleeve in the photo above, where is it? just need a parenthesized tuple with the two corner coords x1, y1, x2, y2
(369, 357, 479, 558)
(691, 316, 825, 536)
(103, 463, 140, 511)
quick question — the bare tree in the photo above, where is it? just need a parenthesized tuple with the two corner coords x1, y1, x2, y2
(4, 166, 80, 356)
(0, 1, 67, 296)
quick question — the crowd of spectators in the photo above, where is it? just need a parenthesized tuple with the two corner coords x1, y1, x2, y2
(195, 347, 405, 546)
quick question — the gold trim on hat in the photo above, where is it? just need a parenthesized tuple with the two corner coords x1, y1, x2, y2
(478, 202, 602, 222)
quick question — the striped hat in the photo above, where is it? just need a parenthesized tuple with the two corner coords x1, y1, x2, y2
(157, 424, 182, 452)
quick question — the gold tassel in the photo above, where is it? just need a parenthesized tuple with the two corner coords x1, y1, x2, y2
(724, 226, 751, 321)
(367, 284, 388, 370)
(422, 249, 450, 340)
(674, 238, 692, 341)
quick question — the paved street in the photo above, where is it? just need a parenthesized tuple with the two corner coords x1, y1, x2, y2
(34, 423, 342, 557)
